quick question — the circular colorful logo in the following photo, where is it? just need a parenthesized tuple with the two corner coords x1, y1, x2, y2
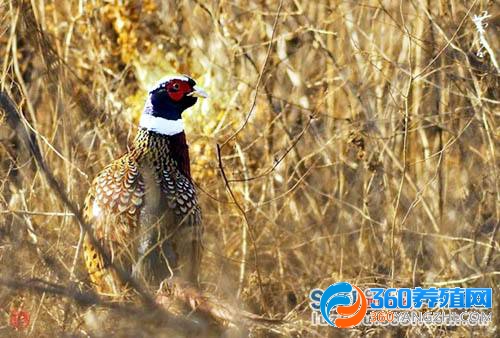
(319, 282, 367, 328)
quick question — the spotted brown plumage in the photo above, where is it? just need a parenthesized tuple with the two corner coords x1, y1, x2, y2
(83, 75, 207, 296)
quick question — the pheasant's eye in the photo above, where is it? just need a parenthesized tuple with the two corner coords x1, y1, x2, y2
(172, 83, 180, 91)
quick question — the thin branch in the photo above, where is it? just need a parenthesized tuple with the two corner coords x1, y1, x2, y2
(216, 144, 269, 312)
(220, 0, 283, 148)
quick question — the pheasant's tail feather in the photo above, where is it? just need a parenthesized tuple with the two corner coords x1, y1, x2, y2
(83, 237, 122, 296)
(157, 278, 289, 332)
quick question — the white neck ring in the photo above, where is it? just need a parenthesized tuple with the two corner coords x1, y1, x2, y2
(139, 114, 184, 135)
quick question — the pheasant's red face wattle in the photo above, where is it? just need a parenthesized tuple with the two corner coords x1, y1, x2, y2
(166, 79, 192, 102)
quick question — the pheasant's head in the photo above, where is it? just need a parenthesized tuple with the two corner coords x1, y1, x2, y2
(140, 75, 207, 135)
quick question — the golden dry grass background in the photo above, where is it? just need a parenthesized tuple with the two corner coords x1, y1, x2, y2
(0, 0, 498, 336)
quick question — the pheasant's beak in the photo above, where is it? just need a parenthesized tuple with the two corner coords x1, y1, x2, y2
(187, 85, 208, 98)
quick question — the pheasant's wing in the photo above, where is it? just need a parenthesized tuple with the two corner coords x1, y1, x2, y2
(161, 170, 202, 285)
(83, 155, 144, 296)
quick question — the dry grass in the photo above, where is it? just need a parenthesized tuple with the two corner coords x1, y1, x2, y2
(0, 0, 498, 336)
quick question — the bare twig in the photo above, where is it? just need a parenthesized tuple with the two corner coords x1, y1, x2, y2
(220, 0, 283, 148)
(216, 144, 269, 312)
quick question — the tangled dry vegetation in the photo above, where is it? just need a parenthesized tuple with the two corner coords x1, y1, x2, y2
(0, 0, 498, 337)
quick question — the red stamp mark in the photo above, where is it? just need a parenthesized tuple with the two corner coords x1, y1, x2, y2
(9, 308, 30, 330)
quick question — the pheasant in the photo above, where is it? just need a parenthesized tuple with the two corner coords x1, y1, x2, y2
(83, 75, 207, 296)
